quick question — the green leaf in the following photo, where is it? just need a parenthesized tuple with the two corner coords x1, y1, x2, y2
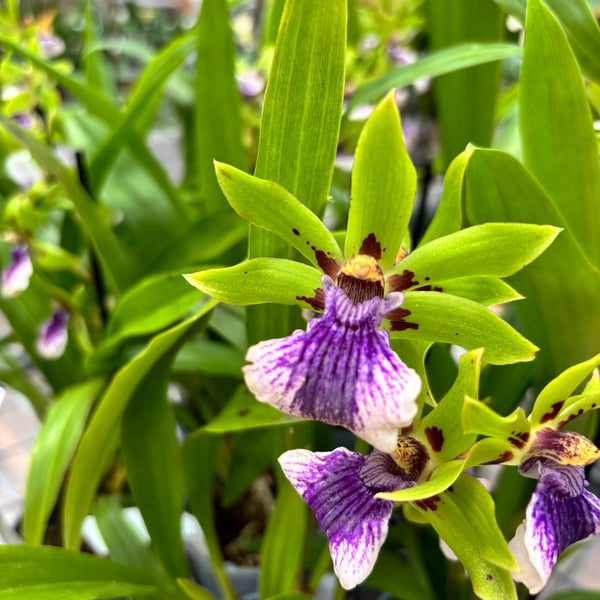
(391, 339, 435, 409)
(24, 379, 104, 545)
(387, 291, 538, 365)
(62, 303, 216, 550)
(122, 349, 189, 578)
(417, 349, 482, 462)
(420, 149, 471, 246)
(415, 474, 518, 600)
(0, 116, 130, 292)
(183, 433, 236, 600)
(185, 258, 322, 309)
(390, 223, 560, 287)
(494, 0, 600, 85)
(177, 579, 218, 600)
(345, 91, 415, 269)
(462, 397, 530, 445)
(174, 338, 244, 376)
(376, 460, 465, 502)
(520, 0, 600, 267)
(463, 148, 600, 377)
(89, 32, 196, 197)
(194, 0, 245, 213)
(94, 497, 166, 577)
(347, 43, 522, 115)
(0, 545, 159, 599)
(427, 0, 503, 167)
(215, 163, 343, 269)
(436, 276, 523, 306)
(530, 353, 600, 425)
(248, 0, 345, 344)
(203, 386, 303, 434)
(260, 479, 308, 598)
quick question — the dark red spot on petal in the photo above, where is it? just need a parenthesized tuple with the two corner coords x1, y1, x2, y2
(359, 233, 382, 261)
(508, 432, 530, 449)
(296, 288, 325, 312)
(415, 495, 441, 511)
(414, 284, 443, 292)
(314, 250, 340, 279)
(425, 426, 444, 452)
(540, 401, 564, 424)
(485, 574, 493, 581)
(238, 408, 250, 416)
(292, 228, 300, 236)
(387, 270, 419, 292)
(386, 307, 419, 331)
(484, 451, 514, 465)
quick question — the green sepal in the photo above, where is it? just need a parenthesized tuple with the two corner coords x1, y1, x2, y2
(415, 474, 518, 599)
(530, 353, 600, 426)
(389, 223, 561, 287)
(417, 349, 482, 462)
(375, 460, 464, 502)
(216, 163, 343, 270)
(185, 259, 322, 309)
(437, 276, 523, 306)
(387, 291, 538, 365)
(346, 91, 415, 269)
(553, 393, 600, 430)
(465, 437, 521, 468)
(391, 339, 435, 410)
(462, 397, 530, 448)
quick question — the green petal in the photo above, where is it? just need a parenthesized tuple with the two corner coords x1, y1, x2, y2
(216, 163, 343, 273)
(387, 291, 538, 365)
(387, 223, 561, 288)
(530, 353, 600, 426)
(436, 276, 523, 306)
(185, 259, 322, 309)
(346, 91, 415, 269)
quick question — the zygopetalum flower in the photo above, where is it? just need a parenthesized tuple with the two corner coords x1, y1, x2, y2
(279, 436, 430, 589)
(36, 308, 69, 359)
(245, 257, 421, 452)
(462, 354, 600, 594)
(2, 245, 33, 298)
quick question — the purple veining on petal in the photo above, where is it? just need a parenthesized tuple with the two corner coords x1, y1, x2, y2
(510, 462, 600, 594)
(2, 245, 33, 298)
(36, 309, 69, 359)
(279, 447, 411, 589)
(244, 275, 421, 452)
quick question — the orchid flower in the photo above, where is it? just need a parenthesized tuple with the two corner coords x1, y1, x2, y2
(279, 436, 428, 589)
(36, 309, 69, 359)
(462, 354, 600, 594)
(2, 245, 33, 297)
(187, 95, 557, 450)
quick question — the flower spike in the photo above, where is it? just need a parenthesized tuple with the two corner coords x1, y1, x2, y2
(244, 272, 421, 452)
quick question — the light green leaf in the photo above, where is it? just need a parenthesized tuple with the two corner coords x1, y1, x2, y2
(62, 303, 216, 550)
(260, 480, 308, 598)
(24, 379, 104, 545)
(347, 43, 522, 114)
(248, 0, 345, 345)
(420, 149, 471, 246)
(183, 433, 236, 600)
(530, 353, 600, 425)
(345, 91, 415, 269)
(390, 223, 561, 287)
(520, 0, 600, 267)
(427, 0, 503, 167)
(89, 32, 196, 198)
(415, 474, 518, 599)
(94, 497, 166, 577)
(122, 350, 189, 578)
(462, 397, 530, 445)
(436, 276, 523, 306)
(194, 0, 245, 213)
(216, 163, 343, 269)
(0, 545, 159, 599)
(177, 579, 218, 600)
(417, 349, 482, 462)
(464, 148, 600, 377)
(203, 386, 303, 434)
(387, 291, 538, 365)
(376, 460, 465, 502)
(174, 338, 244, 376)
(185, 258, 322, 309)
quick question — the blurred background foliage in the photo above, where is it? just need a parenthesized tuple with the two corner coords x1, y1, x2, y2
(1, 0, 600, 599)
